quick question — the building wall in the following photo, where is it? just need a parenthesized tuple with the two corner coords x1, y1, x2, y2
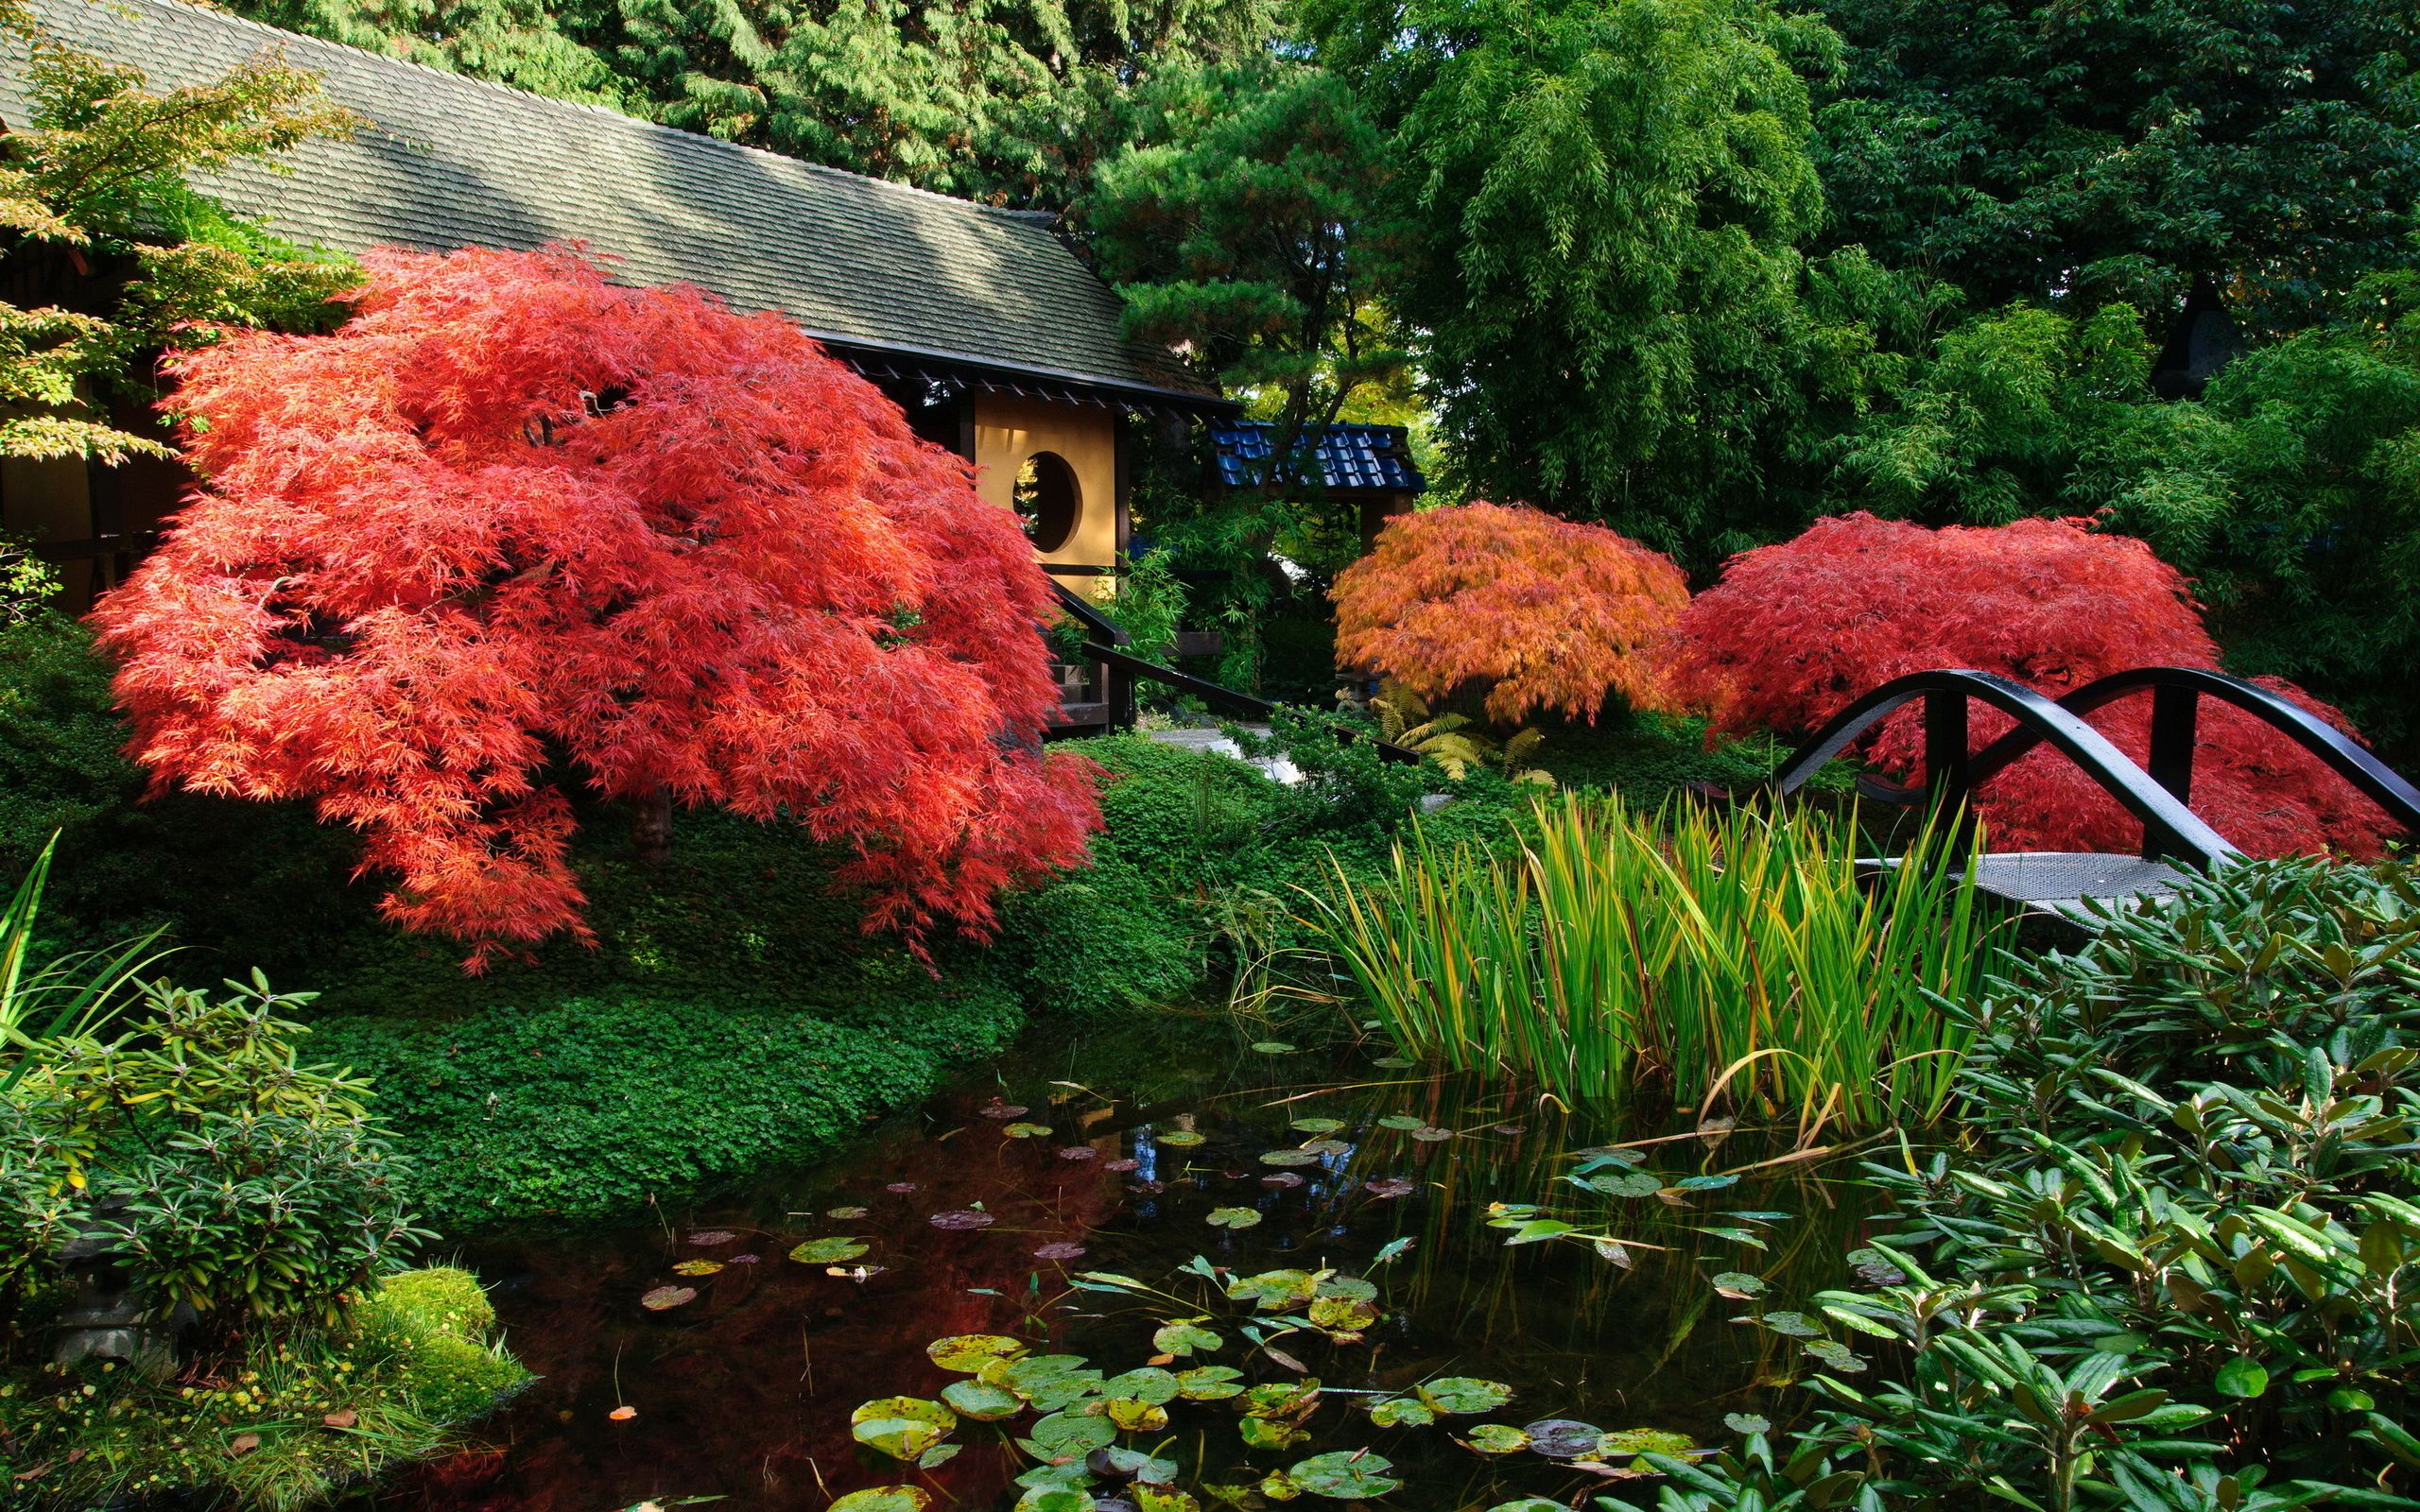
(971, 392, 1121, 594)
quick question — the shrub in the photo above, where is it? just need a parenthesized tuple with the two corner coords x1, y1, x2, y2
(1333, 502, 1690, 726)
(0, 611, 140, 885)
(1663, 512, 2401, 858)
(91, 245, 1099, 969)
(3, 973, 426, 1334)
(307, 986, 1023, 1227)
(1625, 858, 2420, 1508)
(1312, 793, 1999, 1125)
(5, 1266, 528, 1510)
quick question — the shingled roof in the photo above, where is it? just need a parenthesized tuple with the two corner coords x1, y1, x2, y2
(0, 0, 1220, 407)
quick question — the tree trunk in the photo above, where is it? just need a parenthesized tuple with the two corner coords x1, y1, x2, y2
(631, 784, 673, 866)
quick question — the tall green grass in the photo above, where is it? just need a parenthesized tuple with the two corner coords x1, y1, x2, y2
(1309, 794, 1998, 1128)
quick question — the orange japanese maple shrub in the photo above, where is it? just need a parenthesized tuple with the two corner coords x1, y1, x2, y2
(1662, 512, 2397, 857)
(1331, 502, 1690, 724)
(91, 246, 1100, 968)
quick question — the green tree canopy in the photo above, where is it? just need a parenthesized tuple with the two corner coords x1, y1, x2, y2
(0, 12, 355, 466)
(1812, 0, 2420, 334)
(1305, 0, 1884, 561)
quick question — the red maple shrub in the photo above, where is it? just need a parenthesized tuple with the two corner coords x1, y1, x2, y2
(1331, 501, 1690, 724)
(1661, 512, 2397, 857)
(91, 246, 1101, 967)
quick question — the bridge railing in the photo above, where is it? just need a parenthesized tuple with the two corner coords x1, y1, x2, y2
(1771, 665, 2420, 867)
(1766, 668, 2240, 867)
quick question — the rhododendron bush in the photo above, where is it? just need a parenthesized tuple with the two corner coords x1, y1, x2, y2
(1331, 502, 1689, 724)
(1663, 513, 2397, 857)
(91, 246, 1100, 967)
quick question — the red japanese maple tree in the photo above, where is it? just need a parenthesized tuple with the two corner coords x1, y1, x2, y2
(1661, 512, 2397, 857)
(1332, 502, 1690, 724)
(91, 246, 1101, 967)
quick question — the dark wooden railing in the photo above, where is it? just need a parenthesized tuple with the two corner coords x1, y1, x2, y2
(1770, 665, 2420, 867)
(1046, 583, 1419, 765)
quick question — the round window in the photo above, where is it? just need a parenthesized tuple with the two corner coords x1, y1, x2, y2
(1013, 452, 1080, 553)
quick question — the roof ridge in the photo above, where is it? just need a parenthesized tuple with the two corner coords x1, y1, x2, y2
(125, 0, 1066, 224)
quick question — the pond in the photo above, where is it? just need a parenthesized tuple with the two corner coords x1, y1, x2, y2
(362, 1022, 1889, 1512)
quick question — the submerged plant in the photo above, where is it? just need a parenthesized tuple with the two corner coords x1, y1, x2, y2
(1310, 795, 1998, 1127)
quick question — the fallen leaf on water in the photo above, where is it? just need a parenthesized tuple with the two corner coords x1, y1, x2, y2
(686, 1229, 738, 1246)
(1364, 1178, 1416, 1198)
(610, 1405, 638, 1421)
(1033, 1242, 1087, 1261)
(930, 1210, 996, 1230)
(639, 1286, 697, 1311)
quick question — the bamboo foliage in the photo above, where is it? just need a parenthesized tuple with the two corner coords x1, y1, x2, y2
(1309, 795, 1997, 1127)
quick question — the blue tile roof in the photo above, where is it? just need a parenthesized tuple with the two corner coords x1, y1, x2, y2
(1210, 422, 1426, 493)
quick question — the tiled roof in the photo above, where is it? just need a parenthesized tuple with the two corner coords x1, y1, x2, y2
(1210, 421, 1426, 493)
(0, 0, 1219, 404)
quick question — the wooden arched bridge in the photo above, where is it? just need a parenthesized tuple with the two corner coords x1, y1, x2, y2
(1767, 667, 2420, 916)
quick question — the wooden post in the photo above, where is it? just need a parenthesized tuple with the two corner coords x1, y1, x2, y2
(1925, 689, 1973, 851)
(2142, 683, 2199, 859)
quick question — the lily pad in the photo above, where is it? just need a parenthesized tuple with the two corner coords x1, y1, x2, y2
(1014, 1485, 1093, 1512)
(928, 1210, 996, 1230)
(1259, 1149, 1321, 1168)
(1238, 1417, 1307, 1452)
(1485, 1501, 1564, 1512)
(1523, 1419, 1603, 1458)
(1101, 1368, 1181, 1405)
(1104, 1398, 1169, 1433)
(686, 1229, 738, 1246)
(1723, 1413, 1772, 1435)
(1368, 1397, 1434, 1428)
(671, 1260, 723, 1277)
(1308, 1296, 1378, 1335)
(917, 1444, 961, 1469)
(1207, 1207, 1263, 1228)
(1249, 1041, 1297, 1055)
(1157, 1129, 1207, 1148)
(1057, 1146, 1097, 1161)
(1418, 1377, 1512, 1415)
(1364, 1177, 1416, 1198)
(1376, 1114, 1427, 1131)
(1153, 1322, 1221, 1357)
(1286, 1452, 1401, 1499)
(1092, 1446, 1180, 1485)
(1583, 1171, 1665, 1198)
(789, 1237, 869, 1264)
(1302, 1140, 1352, 1158)
(980, 1103, 1030, 1119)
(851, 1397, 954, 1460)
(1805, 1339, 1868, 1373)
(1003, 1354, 1094, 1395)
(1175, 1366, 1247, 1400)
(1409, 1125, 1454, 1143)
(1135, 1487, 1201, 1512)
(1026, 1410, 1116, 1459)
(829, 1488, 931, 1512)
(1757, 1312, 1824, 1338)
(1261, 1172, 1306, 1189)
(1290, 1117, 1345, 1134)
(928, 1334, 1029, 1372)
(1004, 1123, 1053, 1140)
(942, 1380, 1025, 1420)
(1227, 1269, 1317, 1311)
(1599, 1428, 1696, 1458)
(1314, 1274, 1378, 1303)
(1104, 1159, 1140, 1173)
(1711, 1271, 1767, 1299)
(1847, 1246, 1908, 1285)
(1371, 1055, 1414, 1068)
(1674, 1173, 1738, 1192)
(639, 1285, 697, 1311)
(1463, 1424, 1530, 1455)
(884, 1181, 920, 1194)
(827, 1206, 869, 1220)
(1032, 1242, 1088, 1261)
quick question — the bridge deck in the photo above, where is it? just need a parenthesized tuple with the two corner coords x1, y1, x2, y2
(1867, 850, 2193, 919)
